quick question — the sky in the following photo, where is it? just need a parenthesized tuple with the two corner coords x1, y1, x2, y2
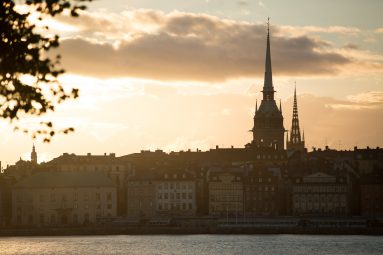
(1, 0, 383, 166)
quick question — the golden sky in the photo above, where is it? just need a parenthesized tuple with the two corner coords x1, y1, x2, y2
(1, 0, 383, 165)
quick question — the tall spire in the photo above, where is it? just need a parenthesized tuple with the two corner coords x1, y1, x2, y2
(287, 82, 305, 152)
(263, 17, 274, 93)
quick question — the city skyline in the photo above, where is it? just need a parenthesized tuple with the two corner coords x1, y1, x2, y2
(1, 0, 383, 165)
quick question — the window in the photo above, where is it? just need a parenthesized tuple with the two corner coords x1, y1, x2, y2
(107, 192, 112, 201)
(96, 193, 100, 201)
(107, 204, 112, 210)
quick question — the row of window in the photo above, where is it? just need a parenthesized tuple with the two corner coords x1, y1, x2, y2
(158, 192, 193, 200)
(158, 182, 194, 190)
(16, 192, 113, 203)
(294, 194, 347, 202)
(158, 202, 193, 211)
(293, 185, 347, 193)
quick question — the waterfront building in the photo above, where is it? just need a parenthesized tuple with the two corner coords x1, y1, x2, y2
(208, 166, 245, 217)
(11, 172, 117, 226)
(244, 167, 281, 216)
(360, 172, 383, 217)
(47, 153, 133, 215)
(292, 172, 351, 216)
(156, 170, 197, 217)
(126, 173, 157, 218)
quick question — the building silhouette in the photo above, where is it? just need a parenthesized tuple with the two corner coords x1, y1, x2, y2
(251, 20, 285, 150)
(31, 144, 37, 164)
(287, 85, 306, 152)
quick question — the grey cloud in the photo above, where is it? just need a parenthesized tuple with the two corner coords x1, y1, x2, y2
(56, 11, 352, 81)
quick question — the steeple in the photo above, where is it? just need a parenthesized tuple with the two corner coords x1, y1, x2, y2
(263, 17, 274, 96)
(31, 144, 37, 164)
(249, 18, 285, 150)
(287, 83, 305, 152)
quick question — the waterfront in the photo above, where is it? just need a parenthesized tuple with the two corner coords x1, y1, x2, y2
(0, 235, 383, 255)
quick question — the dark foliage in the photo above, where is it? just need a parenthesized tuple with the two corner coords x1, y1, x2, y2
(0, 0, 90, 142)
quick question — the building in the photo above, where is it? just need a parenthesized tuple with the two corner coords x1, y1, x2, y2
(360, 172, 383, 217)
(12, 172, 117, 226)
(292, 172, 351, 216)
(47, 153, 133, 216)
(155, 170, 197, 217)
(208, 166, 245, 217)
(250, 21, 285, 150)
(244, 167, 281, 216)
(126, 172, 157, 218)
(286, 86, 305, 152)
(0, 175, 13, 226)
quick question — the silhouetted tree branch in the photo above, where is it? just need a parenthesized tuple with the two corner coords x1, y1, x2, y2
(0, 0, 91, 142)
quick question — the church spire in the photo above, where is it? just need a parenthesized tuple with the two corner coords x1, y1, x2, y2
(31, 143, 37, 164)
(263, 17, 274, 94)
(287, 82, 305, 152)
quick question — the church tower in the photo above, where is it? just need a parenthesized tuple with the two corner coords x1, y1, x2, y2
(251, 19, 285, 150)
(31, 144, 37, 164)
(287, 85, 305, 152)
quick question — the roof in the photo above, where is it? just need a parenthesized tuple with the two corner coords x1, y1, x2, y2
(14, 172, 115, 188)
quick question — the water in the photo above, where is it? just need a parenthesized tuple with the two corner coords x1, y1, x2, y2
(0, 235, 382, 255)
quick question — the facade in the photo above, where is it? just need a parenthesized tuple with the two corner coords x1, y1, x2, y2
(360, 172, 383, 217)
(48, 153, 133, 215)
(251, 22, 285, 150)
(208, 167, 244, 217)
(156, 170, 197, 217)
(126, 174, 157, 218)
(292, 172, 350, 216)
(244, 167, 280, 216)
(286, 86, 305, 152)
(12, 172, 117, 226)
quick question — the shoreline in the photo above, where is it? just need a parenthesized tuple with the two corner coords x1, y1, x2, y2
(1, 226, 383, 237)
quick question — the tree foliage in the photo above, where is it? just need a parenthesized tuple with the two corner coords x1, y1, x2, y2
(0, 0, 90, 142)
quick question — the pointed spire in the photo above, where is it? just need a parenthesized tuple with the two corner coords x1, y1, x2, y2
(263, 17, 274, 92)
(32, 143, 35, 152)
(287, 82, 305, 151)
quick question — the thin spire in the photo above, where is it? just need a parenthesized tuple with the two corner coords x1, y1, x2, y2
(302, 129, 305, 141)
(263, 17, 273, 92)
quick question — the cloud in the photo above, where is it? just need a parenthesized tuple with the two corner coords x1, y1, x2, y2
(375, 28, 383, 34)
(280, 25, 361, 37)
(51, 9, 368, 82)
(347, 91, 383, 104)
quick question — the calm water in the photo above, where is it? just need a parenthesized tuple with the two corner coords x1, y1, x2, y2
(0, 235, 383, 255)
